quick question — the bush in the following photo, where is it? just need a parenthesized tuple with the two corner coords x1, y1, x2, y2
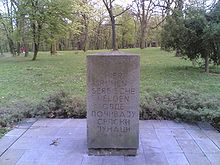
(1, 90, 220, 133)
(0, 91, 86, 128)
(33, 91, 86, 119)
(0, 102, 33, 127)
(140, 90, 220, 123)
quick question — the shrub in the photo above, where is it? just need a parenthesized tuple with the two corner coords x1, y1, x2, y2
(140, 90, 220, 123)
(1, 90, 220, 132)
(33, 91, 86, 118)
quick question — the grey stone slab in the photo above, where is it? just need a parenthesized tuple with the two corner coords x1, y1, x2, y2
(177, 139, 203, 154)
(155, 128, 173, 138)
(43, 138, 87, 153)
(187, 129, 209, 139)
(206, 153, 220, 165)
(59, 153, 84, 165)
(137, 140, 144, 155)
(202, 130, 220, 140)
(16, 149, 44, 163)
(1, 119, 220, 165)
(197, 122, 216, 130)
(16, 160, 40, 165)
(151, 120, 168, 129)
(145, 152, 168, 165)
(213, 140, 220, 149)
(125, 154, 146, 165)
(11, 136, 48, 150)
(140, 128, 158, 140)
(32, 119, 67, 128)
(31, 119, 51, 127)
(172, 129, 192, 140)
(182, 123, 201, 130)
(15, 118, 37, 129)
(23, 126, 59, 138)
(165, 153, 189, 165)
(166, 121, 184, 129)
(62, 119, 87, 128)
(87, 54, 140, 153)
(5, 128, 27, 137)
(81, 155, 103, 165)
(139, 120, 154, 129)
(185, 153, 211, 165)
(102, 156, 125, 165)
(39, 149, 75, 165)
(55, 127, 78, 138)
(0, 136, 17, 155)
(142, 140, 162, 153)
(0, 149, 25, 165)
(195, 139, 220, 154)
(158, 136, 183, 153)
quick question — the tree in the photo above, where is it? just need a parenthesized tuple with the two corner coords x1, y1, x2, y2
(102, 0, 132, 51)
(23, 0, 82, 60)
(0, 0, 17, 56)
(161, 0, 220, 73)
(133, 0, 175, 49)
(117, 10, 136, 48)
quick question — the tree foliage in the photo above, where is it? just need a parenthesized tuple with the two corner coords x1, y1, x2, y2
(1, 0, 210, 60)
(161, 1, 220, 73)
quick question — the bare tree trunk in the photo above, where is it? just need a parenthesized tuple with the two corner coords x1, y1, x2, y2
(17, 42, 21, 56)
(140, 0, 146, 49)
(31, 22, 41, 61)
(140, 26, 146, 49)
(82, 15, 89, 52)
(8, 38, 16, 56)
(24, 43, 29, 57)
(205, 54, 209, 73)
(111, 17, 117, 51)
(175, 49, 181, 57)
(32, 42, 39, 61)
(50, 41, 57, 55)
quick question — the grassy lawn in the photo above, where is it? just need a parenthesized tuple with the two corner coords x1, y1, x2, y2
(0, 48, 220, 107)
(0, 48, 220, 133)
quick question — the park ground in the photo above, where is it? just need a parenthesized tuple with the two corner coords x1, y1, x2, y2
(0, 48, 220, 137)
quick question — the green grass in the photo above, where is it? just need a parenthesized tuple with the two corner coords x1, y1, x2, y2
(0, 48, 220, 130)
(0, 48, 220, 107)
(126, 49, 220, 97)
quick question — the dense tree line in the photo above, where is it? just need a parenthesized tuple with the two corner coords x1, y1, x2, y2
(0, 0, 178, 60)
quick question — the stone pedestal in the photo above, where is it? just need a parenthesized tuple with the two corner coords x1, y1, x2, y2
(87, 52, 140, 156)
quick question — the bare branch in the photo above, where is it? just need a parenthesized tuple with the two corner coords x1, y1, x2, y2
(150, 16, 166, 29)
(114, 6, 131, 18)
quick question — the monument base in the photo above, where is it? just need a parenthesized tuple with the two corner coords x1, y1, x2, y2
(88, 148, 137, 156)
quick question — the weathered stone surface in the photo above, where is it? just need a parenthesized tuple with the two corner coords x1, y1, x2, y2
(87, 53, 140, 155)
(185, 153, 211, 165)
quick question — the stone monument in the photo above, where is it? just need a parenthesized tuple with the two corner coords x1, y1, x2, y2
(87, 51, 140, 156)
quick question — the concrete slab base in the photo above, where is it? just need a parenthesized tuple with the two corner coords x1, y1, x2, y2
(88, 148, 137, 156)
(0, 119, 220, 165)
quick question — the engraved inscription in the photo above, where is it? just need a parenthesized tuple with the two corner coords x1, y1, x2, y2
(90, 72, 136, 135)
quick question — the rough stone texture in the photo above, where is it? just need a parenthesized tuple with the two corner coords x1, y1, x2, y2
(0, 119, 220, 165)
(87, 53, 140, 155)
